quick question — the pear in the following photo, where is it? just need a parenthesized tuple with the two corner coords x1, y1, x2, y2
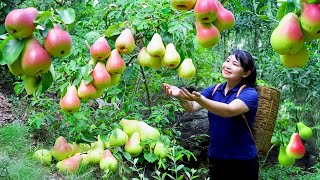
(213, 0, 235, 32)
(25, 7, 39, 20)
(21, 37, 51, 76)
(44, 24, 72, 57)
(115, 28, 136, 54)
(161, 43, 181, 68)
(195, 21, 221, 48)
(178, 58, 196, 79)
(194, 0, 218, 23)
(125, 132, 143, 157)
(270, 13, 304, 55)
(137, 121, 160, 142)
(278, 145, 295, 166)
(80, 153, 91, 166)
(286, 133, 305, 159)
(79, 143, 91, 153)
(109, 128, 129, 147)
(90, 37, 111, 60)
(57, 155, 83, 174)
(170, 0, 197, 10)
(280, 46, 309, 68)
(5, 8, 38, 38)
(119, 118, 140, 137)
(148, 54, 162, 69)
(300, 3, 320, 38)
(60, 85, 81, 113)
(147, 33, 165, 57)
(77, 80, 97, 100)
(154, 141, 169, 158)
(33, 149, 52, 165)
(92, 61, 111, 88)
(297, 122, 313, 140)
(51, 136, 73, 161)
(137, 47, 150, 67)
(99, 150, 118, 172)
(110, 74, 122, 86)
(87, 136, 105, 164)
(91, 87, 105, 99)
(23, 75, 39, 95)
(69, 142, 81, 156)
(106, 49, 126, 74)
(8, 57, 25, 76)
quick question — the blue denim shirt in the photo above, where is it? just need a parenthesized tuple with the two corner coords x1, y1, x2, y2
(201, 82, 258, 160)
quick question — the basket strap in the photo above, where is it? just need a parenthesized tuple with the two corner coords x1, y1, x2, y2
(211, 84, 221, 98)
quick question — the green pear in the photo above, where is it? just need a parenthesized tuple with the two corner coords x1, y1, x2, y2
(91, 87, 105, 99)
(23, 75, 39, 95)
(99, 150, 118, 172)
(297, 122, 313, 140)
(148, 54, 162, 69)
(178, 58, 196, 79)
(92, 61, 111, 88)
(21, 37, 51, 76)
(125, 132, 143, 157)
(137, 47, 150, 67)
(137, 121, 160, 142)
(44, 24, 72, 57)
(60, 85, 81, 113)
(147, 33, 165, 57)
(170, 0, 197, 10)
(33, 149, 52, 165)
(280, 46, 309, 68)
(79, 143, 91, 153)
(69, 142, 81, 156)
(270, 13, 304, 55)
(57, 154, 83, 174)
(90, 37, 111, 60)
(115, 28, 136, 54)
(77, 80, 97, 100)
(154, 141, 169, 158)
(51, 136, 73, 161)
(119, 118, 140, 137)
(278, 145, 295, 166)
(106, 49, 126, 74)
(80, 153, 91, 166)
(8, 57, 25, 76)
(87, 136, 105, 164)
(110, 74, 122, 86)
(161, 43, 181, 68)
(109, 128, 129, 147)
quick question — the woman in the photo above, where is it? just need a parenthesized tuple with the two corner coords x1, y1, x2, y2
(162, 50, 259, 180)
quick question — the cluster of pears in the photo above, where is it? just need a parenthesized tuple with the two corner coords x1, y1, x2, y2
(33, 119, 170, 174)
(278, 121, 313, 166)
(59, 28, 135, 113)
(170, 0, 235, 49)
(271, 2, 320, 68)
(137, 33, 196, 79)
(5, 7, 72, 95)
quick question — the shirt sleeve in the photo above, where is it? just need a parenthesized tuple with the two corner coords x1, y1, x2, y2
(201, 85, 215, 99)
(237, 87, 258, 112)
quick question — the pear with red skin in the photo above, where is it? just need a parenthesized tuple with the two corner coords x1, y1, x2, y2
(44, 24, 72, 57)
(115, 28, 136, 54)
(300, 3, 320, 38)
(270, 13, 304, 55)
(99, 150, 118, 172)
(77, 80, 97, 100)
(5, 8, 38, 38)
(286, 133, 305, 159)
(51, 136, 73, 161)
(194, 0, 218, 23)
(195, 21, 221, 48)
(57, 154, 83, 174)
(125, 132, 143, 157)
(92, 61, 111, 88)
(106, 49, 126, 74)
(25, 7, 39, 20)
(213, 1, 235, 32)
(60, 85, 81, 113)
(170, 0, 197, 10)
(8, 58, 25, 76)
(90, 37, 111, 60)
(21, 37, 51, 76)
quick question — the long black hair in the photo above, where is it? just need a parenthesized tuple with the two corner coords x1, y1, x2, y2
(232, 50, 257, 87)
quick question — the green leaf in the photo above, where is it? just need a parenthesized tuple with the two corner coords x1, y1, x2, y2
(80, 133, 97, 142)
(56, 8, 76, 24)
(105, 24, 122, 37)
(176, 164, 185, 171)
(144, 152, 157, 163)
(257, 15, 270, 21)
(2, 38, 25, 65)
(39, 64, 55, 93)
(123, 151, 132, 161)
(277, 2, 287, 21)
(35, 11, 52, 24)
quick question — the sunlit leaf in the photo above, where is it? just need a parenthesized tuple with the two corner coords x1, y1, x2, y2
(56, 8, 76, 24)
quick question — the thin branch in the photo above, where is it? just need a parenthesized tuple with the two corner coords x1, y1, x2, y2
(84, 40, 91, 50)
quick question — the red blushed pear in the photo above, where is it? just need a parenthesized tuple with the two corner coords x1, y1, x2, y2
(270, 13, 304, 55)
(5, 8, 37, 38)
(8, 57, 25, 76)
(51, 136, 73, 161)
(286, 133, 305, 159)
(57, 155, 83, 174)
(106, 49, 126, 74)
(170, 0, 197, 10)
(194, 0, 218, 23)
(115, 28, 136, 54)
(195, 21, 221, 48)
(44, 24, 72, 57)
(90, 37, 111, 60)
(59, 85, 81, 113)
(21, 37, 51, 76)
(77, 80, 97, 100)
(92, 61, 111, 88)
(300, 3, 320, 38)
(213, 0, 235, 32)
(99, 150, 118, 172)
(25, 7, 39, 20)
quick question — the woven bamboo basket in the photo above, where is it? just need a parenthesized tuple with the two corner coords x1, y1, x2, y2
(253, 86, 281, 155)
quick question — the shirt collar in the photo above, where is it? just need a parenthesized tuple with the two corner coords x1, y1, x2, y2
(218, 82, 245, 92)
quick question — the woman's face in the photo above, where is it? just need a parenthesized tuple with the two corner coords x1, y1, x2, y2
(221, 55, 248, 82)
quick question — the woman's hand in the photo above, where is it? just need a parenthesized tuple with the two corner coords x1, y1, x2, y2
(181, 88, 203, 102)
(162, 83, 185, 100)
